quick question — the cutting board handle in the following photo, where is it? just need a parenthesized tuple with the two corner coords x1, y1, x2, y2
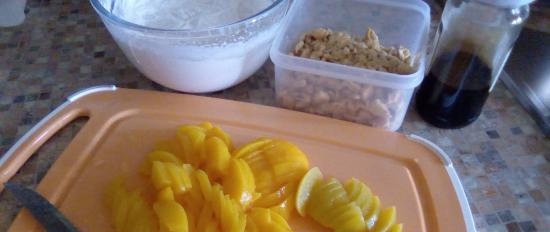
(0, 86, 117, 192)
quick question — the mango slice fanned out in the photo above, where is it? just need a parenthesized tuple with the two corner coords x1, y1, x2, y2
(140, 151, 182, 176)
(179, 168, 247, 232)
(371, 207, 397, 232)
(345, 178, 373, 215)
(238, 139, 309, 195)
(365, 196, 381, 229)
(105, 178, 158, 232)
(389, 223, 403, 232)
(206, 126, 233, 150)
(295, 167, 323, 217)
(211, 184, 247, 232)
(297, 167, 402, 232)
(203, 136, 231, 181)
(153, 200, 189, 232)
(233, 138, 272, 158)
(223, 158, 260, 208)
(106, 122, 404, 232)
(176, 125, 206, 167)
(305, 178, 365, 231)
(151, 161, 192, 195)
(246, 208, 292, 232)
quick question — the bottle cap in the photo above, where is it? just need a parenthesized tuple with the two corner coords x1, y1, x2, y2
(476, 0, 535, 8)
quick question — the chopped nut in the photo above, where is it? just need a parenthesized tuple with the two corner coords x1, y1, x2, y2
(313, 91, 330, 104)
(291, 27, 414, 75)
(369, 99, 391, 119)
(365, 28, 381, 50)
(310, 28, 331, 40)
(280, 27, 413, 130)
(361, 86, 374, 100)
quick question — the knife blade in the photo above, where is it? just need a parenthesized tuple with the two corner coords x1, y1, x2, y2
(4, 182, 79, 232)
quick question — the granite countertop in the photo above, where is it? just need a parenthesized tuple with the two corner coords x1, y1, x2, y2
(0, 0, 549, 231)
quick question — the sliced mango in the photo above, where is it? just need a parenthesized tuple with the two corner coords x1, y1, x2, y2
(105, 178, 157, 232)
(365, 196, 381, 229)
(345, 177, 373, 215)
(371, 206, 396, 232)
(154, 200, 188, 232)
(223, 158, 259, 208)
(389, 223, 403, 232)
(233, 138, 272, 158)
(106, 122, 404, 232)
(296, 167, 323, 216)
(206, 126, 233, 150)
(247, 208, 292, 232)
(151, 161, 192, 195)
(204, 136, 231, 180)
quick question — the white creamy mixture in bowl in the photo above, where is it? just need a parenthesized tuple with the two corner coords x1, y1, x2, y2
(90, 0, 289, 93)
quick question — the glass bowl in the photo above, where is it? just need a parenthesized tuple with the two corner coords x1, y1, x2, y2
(90, 0, 290, 93)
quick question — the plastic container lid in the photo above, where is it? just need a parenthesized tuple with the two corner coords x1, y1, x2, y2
(476, 0, 535, 8)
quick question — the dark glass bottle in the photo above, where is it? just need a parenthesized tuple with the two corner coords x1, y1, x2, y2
(415, 0, 531, 128)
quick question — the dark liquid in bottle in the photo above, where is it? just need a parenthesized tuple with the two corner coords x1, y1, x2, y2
(415, 51, 493, 128)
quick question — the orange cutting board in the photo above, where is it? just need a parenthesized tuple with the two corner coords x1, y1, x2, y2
(0, 86, 473, 232)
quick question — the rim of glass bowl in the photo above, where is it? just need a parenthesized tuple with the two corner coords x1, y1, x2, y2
(89, 0, 287, 35)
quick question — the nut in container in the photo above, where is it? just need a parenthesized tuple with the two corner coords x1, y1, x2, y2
(270, 0, 431, 131)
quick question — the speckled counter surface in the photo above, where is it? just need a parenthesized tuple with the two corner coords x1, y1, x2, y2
(0, 0, 549, 232)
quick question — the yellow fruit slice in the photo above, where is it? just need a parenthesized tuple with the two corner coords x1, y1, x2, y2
(270, 210, 292, 231)
(345, 178, 373, 215)
(196, 204, 214, 232)
(295, 167, 323, 217)
(195, 169, 213, 202)
(153, 200, 189, 232)
(330, 202, 365, 232)
(240, 139, 309, 194)
(269, 194, 295, 220)
(141, 150, 182, 175)
(165, 163, 191, 195)
(263, 140, 308, 166)
(208, 183, 246, 232)
(204, 136, 231, 180)
(253, 185, 286, 208)
(204, 219, 219, 232)
(247, 208, 292, 232)
(158, 187, 175, 202)
(365, 196, 381, 229)
(245, 215, 260, 232)
(176, 126, 206, 167)
(371, 206, 396, 232)
(177, 125, 206, 134)
(200, 122, 214, 130)
(151, 161, 192, 195)
(388, 223, 403, 232)
(307, 178, 351, 228)
(206, 126, 233, 150)
(183, 171, 203, 214)
(125, 192, 157, 232)
(113, 191, 130, 231)
(233, 138, 272, 158)
(105, 179, 157, 232)
(151, 161, 171, 190)
(154, 138, 186, 162)
(242, 154, 275, 194)
(272, 161, 308, 184)
(223, 158, 258, 208)
(148, 150, 182, 164)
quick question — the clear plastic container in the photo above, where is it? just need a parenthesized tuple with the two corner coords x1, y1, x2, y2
(270, 0, 430, 131)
